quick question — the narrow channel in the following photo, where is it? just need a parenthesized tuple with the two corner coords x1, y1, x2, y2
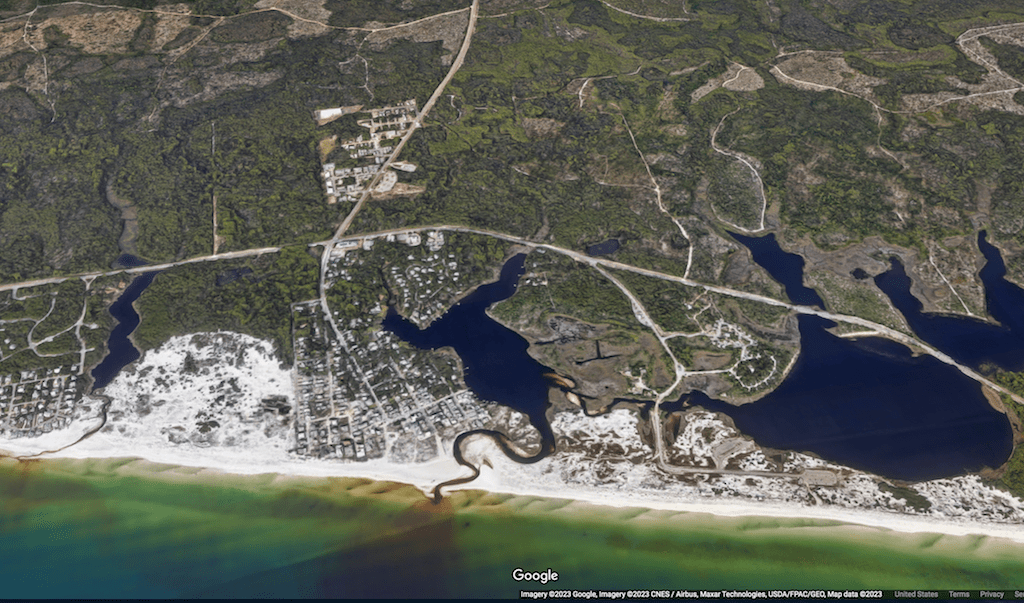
(382, 254, 557, 495)
(873, 231, 1024, 372)
(90, 270, 158, 391)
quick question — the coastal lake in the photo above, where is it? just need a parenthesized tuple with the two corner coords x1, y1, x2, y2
(690, 314, 1012, 481)
(382, 253, 556, 456)
(728, 232, 824, 308)
(385, 238, 1014, 483)
(90, 270, 157, 391)
(874, 232, 1024, 372)
(703, 232, 1014, 481)
(8, 241, 1024, 596)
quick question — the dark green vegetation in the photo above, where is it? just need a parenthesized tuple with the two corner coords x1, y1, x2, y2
(1, 0, 256, 16)
(3, 459, 1024, 598)
(982, 37, 1024, 81)
(325, 0, 467, 28)
(2, 0, 1024, 484)
(352, 2, 713, 252)
(1, 0, 1024, 290)
(0, 279, 113, 376)
(878, 481, 933, 512)
(341, 0, 1024, 294)
(997, 397, 1024, 501)
(805, 269, 907, 332)
(327, 232, 510, 327)
(704, 152, 763, 231)
(989, 372, 1024, 500)
(610, 269, 703, 333)
(0, 86, 122, 281)
(490, 252, 676, 402)
(490, 252, 636, 330)
(0, 0, 455, 283)
(133, 246, 319, 361)
(2, 0, 1024, 293)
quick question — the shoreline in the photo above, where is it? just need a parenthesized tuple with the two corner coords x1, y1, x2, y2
(4, 433, 1024, 547)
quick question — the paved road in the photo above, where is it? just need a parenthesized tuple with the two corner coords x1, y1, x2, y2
(327, 223, 1024, 406)
(4, 219, 1021, 408)
(331, 0, 479, 241)
(0, 245, 282, 293)
(317, 0, 479, 349)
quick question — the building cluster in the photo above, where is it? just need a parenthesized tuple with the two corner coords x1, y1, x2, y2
(290, 298, 487, 464)
(384, 244, 475, 328)
(313, 104, 362, 125)
(319, 100, 418, 203)
(323, 232, 456, 329)
(0, 367, 81, 438)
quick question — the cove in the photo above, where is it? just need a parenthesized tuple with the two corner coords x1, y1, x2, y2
(688, 315, 1013, 481)
(688, 232, 1013, 481)
(979, 230, 1024, 335)
(874, 231, 1024, 372)
(90, 272, 157, 391)
(872, 231, 1024, 370)
(729, 232, 825, 308)
(874, 256, 1021, 372)
(381, 254, 556, 453)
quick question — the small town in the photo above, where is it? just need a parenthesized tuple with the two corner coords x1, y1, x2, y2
(0, 367, 82, 438)
(317, 100, 419, 203)
(291, 294, 489, 464)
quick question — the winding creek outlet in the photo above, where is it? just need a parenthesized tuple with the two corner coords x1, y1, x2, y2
(2, 238, 1024, 535)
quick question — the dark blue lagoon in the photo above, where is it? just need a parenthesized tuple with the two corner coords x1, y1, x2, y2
(382, 254, 556, 449)
(682, 231, 1017, 480)
(874, 232, 1024, 372)
(979, 230, 1024, 343)
(90, 272, 157, 391)
(689, 315, 1012, 481)
(112, 253, 147, 269)
(729, 232, 825, 309)
(587, 239, 620, 256)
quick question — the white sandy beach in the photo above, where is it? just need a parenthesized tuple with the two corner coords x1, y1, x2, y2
(3, 332, 1024, 547)
(5, 425, 1024, 546)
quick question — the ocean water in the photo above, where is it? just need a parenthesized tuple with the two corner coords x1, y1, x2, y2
(2, 459, 1023, 598)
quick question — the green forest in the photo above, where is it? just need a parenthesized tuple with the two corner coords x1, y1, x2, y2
(2, 0, 1024, 511)
(133, 246, 319, 361)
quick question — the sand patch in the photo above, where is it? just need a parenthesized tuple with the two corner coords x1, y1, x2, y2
(0, 21, 27, 61)
(371, 182, 426, 198)
(723, 65, 764, 92)
(24, 9, 142, 55)
(318, 135, 338, 162)
(899, 25, 1024, 115)
(771, 52, 885, 103)
(691, 62, 763, 102)
(254, 0, 330, 37)
(522, 117, 564, 139)
(151, 8, 193, 51)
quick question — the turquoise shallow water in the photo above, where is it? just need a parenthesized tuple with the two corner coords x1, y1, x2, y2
(2, 458, 1024, 598)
